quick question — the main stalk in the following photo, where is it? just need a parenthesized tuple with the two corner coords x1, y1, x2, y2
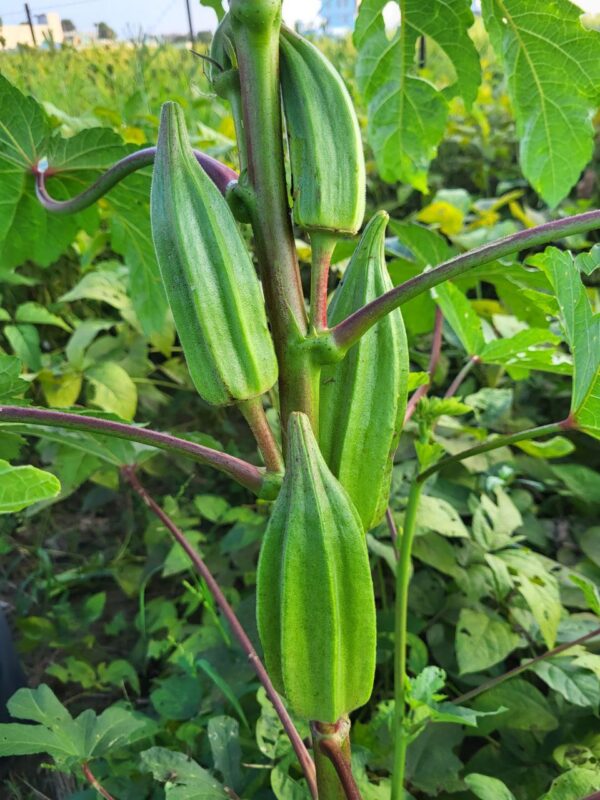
(229, 0, 319, 431)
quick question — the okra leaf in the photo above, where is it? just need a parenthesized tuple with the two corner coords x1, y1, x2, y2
(140, 746, 229, 799)
(354, 0, 480, 190)
(0, 459, 60, 513)
(481, 0, 600, 207)
(531, 248, 600, 440)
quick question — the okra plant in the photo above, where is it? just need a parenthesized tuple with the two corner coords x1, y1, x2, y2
(1, 0, 600, 798)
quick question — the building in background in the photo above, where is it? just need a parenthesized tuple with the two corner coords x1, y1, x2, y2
(0, 12, 64, 49)
(319, 0, 357, 33)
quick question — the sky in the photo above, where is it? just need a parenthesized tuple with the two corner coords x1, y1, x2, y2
(1, 0, 599, 38)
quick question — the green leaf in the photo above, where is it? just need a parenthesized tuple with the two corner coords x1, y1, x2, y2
(529, 658, 600, 709)
(97, 659, 141, 694)
(4, 324, 41, 372)
(479, 328, 567, 375)
(575, 243, 600, 276)
(482, 0, 600, 206)
(140, 747, 229, 799)
(354, 0, 480, 190)
(86, 361, 137, 420)
(387, 220, 451, 335)
(208, 716, 242, 792)
(465, 774, 517, 800)
(108, 175, 170, 338)
(151, 675, 202, 721)
(405, 724, 464, 795)
(471, 677, 558, 732)
(86, 704, 153, 756)
(570, 574, 600, 616)
(0, 459, 60, 513)
(59, 267, 131, 310)
(432, 282, 485, 356)
(456, 608, 522, 674)
(500, 550, 561, 648)
(540, 767, 600, 800)
(533, 249, 600, 437)
(578, 526, 600, 568)
(197, 658, 249, 730)
(194, 494, 230, 523)
(416, 495, 469, 538)
(514, 436, 575, 459)
(15, 302, 71, 331)
(0, 723, 79, 759)
(0, 354, 28, 403)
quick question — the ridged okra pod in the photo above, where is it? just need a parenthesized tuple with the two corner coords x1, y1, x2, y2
(150, 101, 278, 407)
(320, 211, 409, 530)
(257, 412, 376, 723)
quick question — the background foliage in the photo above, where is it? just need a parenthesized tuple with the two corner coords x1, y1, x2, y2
(0, 7, 599, 799)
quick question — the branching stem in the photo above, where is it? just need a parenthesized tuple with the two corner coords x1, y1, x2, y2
(453, 625, 600, 705)
(122, 467, 318, 799)
(333, 208, 600, 351)
(35, 147, 237, 214)
(238, 397, 284, 473)
(416, 420, 568, 484)
(0, 405, 272, 496)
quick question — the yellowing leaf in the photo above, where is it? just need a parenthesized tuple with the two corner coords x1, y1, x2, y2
(418, 201, 464, 236)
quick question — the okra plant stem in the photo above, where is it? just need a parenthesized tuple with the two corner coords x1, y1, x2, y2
(122, 467, 318, 799)
(238, 397, 284, 473)
(312, 719, 359, 800)
(392, 417, 571, 795)
(0, 405, 274, 497)
(333, 208, 600, 352)
(310, 232, 338, 331)
(35, 147, 237, 213)
(392, 479, 424, 800)
(416, 420, 568, 484)
(230, 0, 317, 430)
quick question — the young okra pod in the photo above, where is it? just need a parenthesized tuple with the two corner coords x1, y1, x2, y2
(151, 102, 278, 407)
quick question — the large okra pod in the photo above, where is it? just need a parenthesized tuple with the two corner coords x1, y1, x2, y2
(257, 412, 376, 723)
(279, 26, 366, 238)
(151, 102, 278, 406)
(320, 212, 409, 531)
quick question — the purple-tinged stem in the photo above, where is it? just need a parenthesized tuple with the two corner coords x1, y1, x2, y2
(238, 397, 284, 474)
(82, 763, 115, 800)
(121, 467, 318, 800)
(404, 307, 444, 424)
(444, 355, 480, 399)
(0, 405, 269, 496)
(34, 147, 238, 214)
(312, 718, 361, 800)
(310, 232, 338, 332)
(333, 208, 600, 352)
(454, 625, 600, 705)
